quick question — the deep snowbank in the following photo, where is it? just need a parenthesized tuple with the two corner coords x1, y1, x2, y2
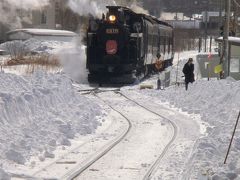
(0, 37, 88, 83)
(0, 71, 102, 174)
(141, 79, 240, 179)
(0, 38, 73, 55)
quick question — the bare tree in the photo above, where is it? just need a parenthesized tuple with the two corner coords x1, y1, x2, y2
(2, 41, 30, 60)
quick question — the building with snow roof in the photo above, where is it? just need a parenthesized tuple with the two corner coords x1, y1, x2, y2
(216, 36, 240, 80)
(0, 24, 8, 43)
(32, 0, 60, 30)
(6, 29, 78, 42)
(31, 0, 87, 32)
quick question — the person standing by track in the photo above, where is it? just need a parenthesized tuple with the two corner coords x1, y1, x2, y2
(155, 53, 164, 90)
(182, 58, 195, 90)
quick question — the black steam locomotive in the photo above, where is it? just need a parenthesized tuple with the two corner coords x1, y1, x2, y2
(86, 6, 174, 83)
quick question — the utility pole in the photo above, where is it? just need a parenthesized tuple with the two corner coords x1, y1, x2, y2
(219, 0, 223, 28)
(204, 10, 208, 52)
(223, 0, 231, 78)
(203, 0, 209, 53)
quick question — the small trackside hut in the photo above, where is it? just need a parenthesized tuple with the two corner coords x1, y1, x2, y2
(86, 6, 174, 84)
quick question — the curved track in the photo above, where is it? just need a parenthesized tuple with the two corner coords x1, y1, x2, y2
(72, 88, 178, 180)
(68, 93, 132, 180)
(118, 92, 178, 180)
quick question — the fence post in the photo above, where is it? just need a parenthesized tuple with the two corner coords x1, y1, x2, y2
(210, 36, 212, 53)
(199, 37, 202, 53)
(224, 110, 240, 164)
(175, 52, 180, 85)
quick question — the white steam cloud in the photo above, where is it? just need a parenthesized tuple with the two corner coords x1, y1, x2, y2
(67, 0, 148, 18)
(64, 0, 149, 84)
(63, 0, 117, 83)
(4, 0, 50, 9)
(67, 0, 116, 18)
(0, 0, 50, 29)
(58, 38, 88, 84)
(130, 3, 149, 15)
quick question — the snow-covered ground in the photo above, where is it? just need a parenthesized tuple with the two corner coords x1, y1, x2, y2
(0, 38, 76, 55)
(121, 50, 240, 179)
(124, 78, 240, 179)
(76, 91, 178, 180)
(0, 49, 239, 180)
(0, 37, 82, 76)
(76, 91, 203, 180)
(0, 71, 104, 179)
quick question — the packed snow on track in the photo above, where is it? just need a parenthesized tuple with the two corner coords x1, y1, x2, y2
(0, 38, 75, 56)
(132, 76, 240, 179)
(0, 48, 239, 180)
(120, 51, 240, 179)
(0, 71, 104, 178)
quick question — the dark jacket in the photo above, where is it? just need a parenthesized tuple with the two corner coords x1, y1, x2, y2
(183, 63, 194, 83)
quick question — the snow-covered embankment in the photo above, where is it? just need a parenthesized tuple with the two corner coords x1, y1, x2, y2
(0, 71, 103, 177)
(142, 78, 240, 179)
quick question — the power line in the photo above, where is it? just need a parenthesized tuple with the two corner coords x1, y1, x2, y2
(233, 0, 240, 8)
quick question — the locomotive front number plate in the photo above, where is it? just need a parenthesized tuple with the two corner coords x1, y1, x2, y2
(106, 29, 119, 34)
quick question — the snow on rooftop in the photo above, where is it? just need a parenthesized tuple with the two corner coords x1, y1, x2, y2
(202, 11, 226, 17)
(0, 38, 76, 55)
(216, 36, 240, 44)
(7, 29, 78, 37)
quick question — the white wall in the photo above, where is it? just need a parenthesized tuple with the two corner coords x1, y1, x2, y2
(230, 45, 240, 80)
(32, 0, 56, 29)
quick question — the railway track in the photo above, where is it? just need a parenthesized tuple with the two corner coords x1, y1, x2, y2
(118, 92, 178, 180)
(67, 92, 132, 180)
(71, 88, 178, 180)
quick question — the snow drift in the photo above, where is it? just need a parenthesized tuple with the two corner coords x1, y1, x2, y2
(0, 38, 73, 55)
(0, 71, 103, 174)
(140, 79, 240, 179)
(0, 37, 88, 83)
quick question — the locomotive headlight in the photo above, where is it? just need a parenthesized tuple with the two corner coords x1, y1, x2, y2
(109, 15, 116, 22)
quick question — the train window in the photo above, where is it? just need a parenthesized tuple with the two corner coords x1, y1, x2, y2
(153, 35, 156, 46)
(88, 34, 92, 46)
(89, 19, 99, 32)
(155, 35, 157, 46)
(158, 35, 160, 47)
(163, 36, 166, 54)
(165, 37, 168, 54)
(148, 34, 152, 45)
(160, 36, 164, 45)
(125, 15, 130, 22)
(159, 36, 162, 54)
(169, 37, 171, 53)
(155, 35, 158, 46)
(148, 34, 150, 45)
(158, 34, 161, 48)
(133, 22, 142, 33)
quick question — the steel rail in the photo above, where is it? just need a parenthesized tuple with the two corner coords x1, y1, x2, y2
(118, 92, 178, 180)
(70, 89, 178, 180)
(67, 92, 132, 180)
